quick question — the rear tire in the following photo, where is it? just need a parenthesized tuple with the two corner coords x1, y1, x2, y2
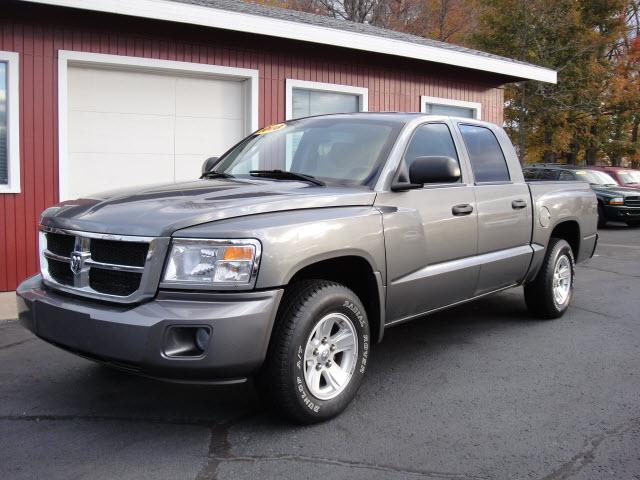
(259, 280, 370, 424)
(524, 238, 575, 319)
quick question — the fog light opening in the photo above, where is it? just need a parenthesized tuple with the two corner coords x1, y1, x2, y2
(195, 327, 211, 352)
(164, 326, 212, 358)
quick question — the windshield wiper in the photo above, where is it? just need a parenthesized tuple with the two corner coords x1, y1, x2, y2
(200, 171, 235, 180)
(249, 170, 325, 186)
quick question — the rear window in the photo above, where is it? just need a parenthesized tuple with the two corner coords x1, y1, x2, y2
(459, 124, 510, 183)
(524, 168, 576, 181)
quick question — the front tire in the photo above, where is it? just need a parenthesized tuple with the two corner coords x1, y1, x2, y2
(259, 280, 370, 424)
(524, 238, 575, 319)
(597, 203, 607, 228)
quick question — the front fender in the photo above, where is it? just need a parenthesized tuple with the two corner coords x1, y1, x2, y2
(172, 207, 386, 289)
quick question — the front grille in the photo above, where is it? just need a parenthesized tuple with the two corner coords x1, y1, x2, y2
(625, 196, 640, 207)
(90, 239, 148, 267)
(48, 258, 74, 286)
(46, 233, 75, 257)
(40, 228, 164, 302)
(89, 268, 142, 297)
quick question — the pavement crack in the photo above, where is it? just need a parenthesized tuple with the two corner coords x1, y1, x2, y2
(194, 412, 259, 480)
(538, 417, 640, 480)
(205, 452, 491, 479)
(0, 337, 35, 350)
(0, 413, 220, 427)
(571, 305, 620, 320)
(580, 265, 640, 279)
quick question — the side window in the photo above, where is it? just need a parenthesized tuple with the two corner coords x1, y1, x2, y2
(404, 123, 460, 182)
(558, 170, 575, 181)
(459, 124, 510, 183)
(523, 168, 538, 181)
(539, 169, 559, 181)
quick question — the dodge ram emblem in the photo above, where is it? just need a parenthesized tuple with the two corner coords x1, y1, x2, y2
(70, 252, 83, 275)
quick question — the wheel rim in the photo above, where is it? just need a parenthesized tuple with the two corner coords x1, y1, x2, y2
(303, 312, 358, 401)
(552, 254, 572, 306)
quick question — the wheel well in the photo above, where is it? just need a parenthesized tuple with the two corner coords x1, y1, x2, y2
(550, 221, 580, 258)
(287, 256, 382, 343)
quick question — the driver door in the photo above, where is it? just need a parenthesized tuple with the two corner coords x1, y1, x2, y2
(375, 122, 479, 324)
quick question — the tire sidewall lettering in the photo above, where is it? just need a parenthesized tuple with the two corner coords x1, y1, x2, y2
(292, 296, 369, 416)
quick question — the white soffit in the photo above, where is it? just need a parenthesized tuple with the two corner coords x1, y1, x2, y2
(23, 0, 558, 83)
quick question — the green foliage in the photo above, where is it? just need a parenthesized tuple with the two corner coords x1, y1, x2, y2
(471, 0, 639, 166)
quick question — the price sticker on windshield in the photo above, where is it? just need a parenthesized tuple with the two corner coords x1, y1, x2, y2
(256, 123, 286, 135)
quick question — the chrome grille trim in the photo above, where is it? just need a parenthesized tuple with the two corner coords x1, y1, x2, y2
(624, 196, 640, 207)
(42, 250, 145, 273)
(39, 226, 171, 304)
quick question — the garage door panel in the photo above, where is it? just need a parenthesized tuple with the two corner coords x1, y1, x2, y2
(174, 154, 211, 183)
(65, 65, 247, 200)
(174, 117, 244, 156)
(175, 77, 244, 118)
(69, 111, 175, 155)
(68, 153, 174, 199)
(69, 67, 176, 115)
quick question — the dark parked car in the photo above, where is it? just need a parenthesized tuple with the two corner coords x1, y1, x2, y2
(524, 165, 640, 227)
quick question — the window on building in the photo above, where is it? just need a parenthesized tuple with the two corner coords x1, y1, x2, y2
(459, 124, 510, 183)
(0, 51, 19, 193)
(292, 89, 359, 118)
(286, 80, 368, 166)
(421, 96, 481, 119)
(286, 80, 367, 120)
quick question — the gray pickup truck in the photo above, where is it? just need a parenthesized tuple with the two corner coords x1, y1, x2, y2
(17, 113, 597, 423)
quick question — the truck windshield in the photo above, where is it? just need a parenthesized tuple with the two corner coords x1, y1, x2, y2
(574, 170, 618, 186)
(619, 170, 640, 185)
(210, 117, 403, 187)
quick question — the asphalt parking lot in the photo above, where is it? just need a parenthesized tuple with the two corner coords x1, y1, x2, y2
(1, 225, 639, 480)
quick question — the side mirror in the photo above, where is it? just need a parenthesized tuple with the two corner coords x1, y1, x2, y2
(409, 156, 460, 185)
(201, 157, 219, 175)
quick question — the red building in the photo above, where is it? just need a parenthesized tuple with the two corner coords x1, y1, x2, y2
(0, 0, 555, 291)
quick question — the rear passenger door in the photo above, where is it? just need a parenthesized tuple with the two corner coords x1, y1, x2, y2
(457, 123, 533, 295)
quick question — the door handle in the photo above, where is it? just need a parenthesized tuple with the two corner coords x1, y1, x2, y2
(512, 199, 527, 209)
(452, 204, 474, 216)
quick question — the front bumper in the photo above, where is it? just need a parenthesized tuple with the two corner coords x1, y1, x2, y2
(603, 205, 640, 221)
(16, 274, 283, 383)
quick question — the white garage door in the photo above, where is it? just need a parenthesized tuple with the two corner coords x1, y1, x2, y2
(66, 65, 247, 199)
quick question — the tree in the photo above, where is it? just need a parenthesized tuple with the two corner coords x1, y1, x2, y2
(471, 0, 639, 165)
(376, 0, 479, 43)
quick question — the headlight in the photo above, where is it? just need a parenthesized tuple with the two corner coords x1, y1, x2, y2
(608, 197, 624, 205)
(161, 239, 261, 289)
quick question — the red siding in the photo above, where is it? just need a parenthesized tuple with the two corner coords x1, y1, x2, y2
(0, 2, 506, 291)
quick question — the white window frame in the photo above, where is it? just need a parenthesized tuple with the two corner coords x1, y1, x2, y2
(57, 50, 259, 200)
(285, 79, 368, 120)
(420, 95, 482, 120)
(0, 51, 20, 194)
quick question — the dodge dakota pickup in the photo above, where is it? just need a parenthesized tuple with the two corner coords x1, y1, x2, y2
(17, 113, 598, 423)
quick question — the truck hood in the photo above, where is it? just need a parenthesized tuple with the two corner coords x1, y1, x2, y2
(40, 178, 377, 236)
(591, 185, 640, 197)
